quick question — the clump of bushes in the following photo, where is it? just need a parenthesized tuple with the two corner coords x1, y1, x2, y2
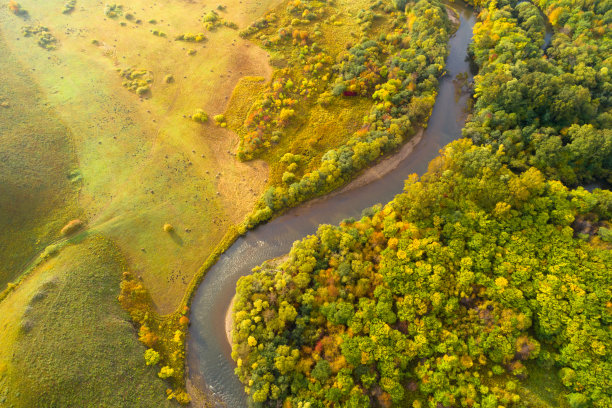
(175, 32, 206, 42)
(213, 114, 226, 127)
(104, 3, 122, 18)
(151, 29, 166, 37)
(62, 0, 76, 14)
(191, 109, 208, 123)
(118, 67, 152, 96)
(60, 219, 84, 236)
(223, 21, 238, 29)
(22, 26, 58, 50)
(202, 9, 237, 30)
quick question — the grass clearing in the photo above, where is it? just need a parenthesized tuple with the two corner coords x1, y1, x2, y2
(0, 236, 175, 407)
(0, 0, 279, 313)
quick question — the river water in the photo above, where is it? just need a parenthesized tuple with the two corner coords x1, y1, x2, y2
(188, 4, 476, 406)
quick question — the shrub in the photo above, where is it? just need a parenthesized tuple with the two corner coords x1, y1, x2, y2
(144, 348, 160, 366)
(187, 48, 196, 56)
(158, 366, 174, 378)
(163, 74, 174, 83)
(104, 3, 122, 18)
(191, 109, 208, 123)
(60, 219, 84, 236)
(41, 244, 59, 259)
(203, 10, 219, 23)
(213, 114, 225, 124)
(135, 86, 149, 96)
(163, 223, 174, 232)
(20, 319, 34, 333)
(598, 226, 612, 242)
(62, 0, 76, 14)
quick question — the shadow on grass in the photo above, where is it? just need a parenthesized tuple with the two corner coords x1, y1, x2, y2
(168, 230, 184, 246)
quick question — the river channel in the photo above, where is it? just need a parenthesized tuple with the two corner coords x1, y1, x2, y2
(188, 3, 477, 406)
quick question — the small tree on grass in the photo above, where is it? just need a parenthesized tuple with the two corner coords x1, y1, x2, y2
(144, 348, 160, 366)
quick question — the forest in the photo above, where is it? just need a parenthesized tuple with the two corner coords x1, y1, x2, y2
(231, 0, 611, 407)
(465, 0, 611, 185)
(232, 139, 611, 407)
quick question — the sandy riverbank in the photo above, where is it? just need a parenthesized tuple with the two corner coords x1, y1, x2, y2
(225, 296, 236, 347)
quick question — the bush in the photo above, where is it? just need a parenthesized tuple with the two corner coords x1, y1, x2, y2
(62, 0, 76, 14)
(163, 74, 174, 83)
(163, 223, 174, 232)
(104, 3, 122, 18)
(60, 219, 84, 236)
(191, 109, 208, 123)
(144, 348, 160, 366)
(213, 114, 225, 124)
(41, 244, 59, 259)
(20, 319, 34, 333)
(158, 366, 174, 378)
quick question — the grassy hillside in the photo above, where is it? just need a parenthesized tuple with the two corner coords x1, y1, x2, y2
(0, 0, 277, 313)
(0, 31, 81, 290)
(0, 236, 175, 407)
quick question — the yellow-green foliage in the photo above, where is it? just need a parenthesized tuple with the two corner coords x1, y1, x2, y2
(191, 109, 208, 123)
(118, 67, 152, 96)
(21, 25, 57, 50)
(151, 29, 167, 37)
(213, 114, 226, 125)
(104, 3, 122, 18)
(233, 140, 612, 407)
(202, 9, 237, 31)
(62, 0, 76, 14)
(175, 32, 206, 42)
(164, 74, 174, 83)
(239, 0, 452, 228)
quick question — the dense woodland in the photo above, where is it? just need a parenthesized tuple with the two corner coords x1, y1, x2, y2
(465, 0, 611, 185)
(233, 140, 611, 407)
(232, 0, 612, 407)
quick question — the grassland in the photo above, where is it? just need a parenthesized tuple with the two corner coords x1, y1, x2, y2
(0, 32, 81, 291)
(0, 0, 278, 314)
(0, 236, 175, 407)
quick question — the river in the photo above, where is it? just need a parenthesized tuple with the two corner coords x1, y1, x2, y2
(187, 3, 476, 406)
